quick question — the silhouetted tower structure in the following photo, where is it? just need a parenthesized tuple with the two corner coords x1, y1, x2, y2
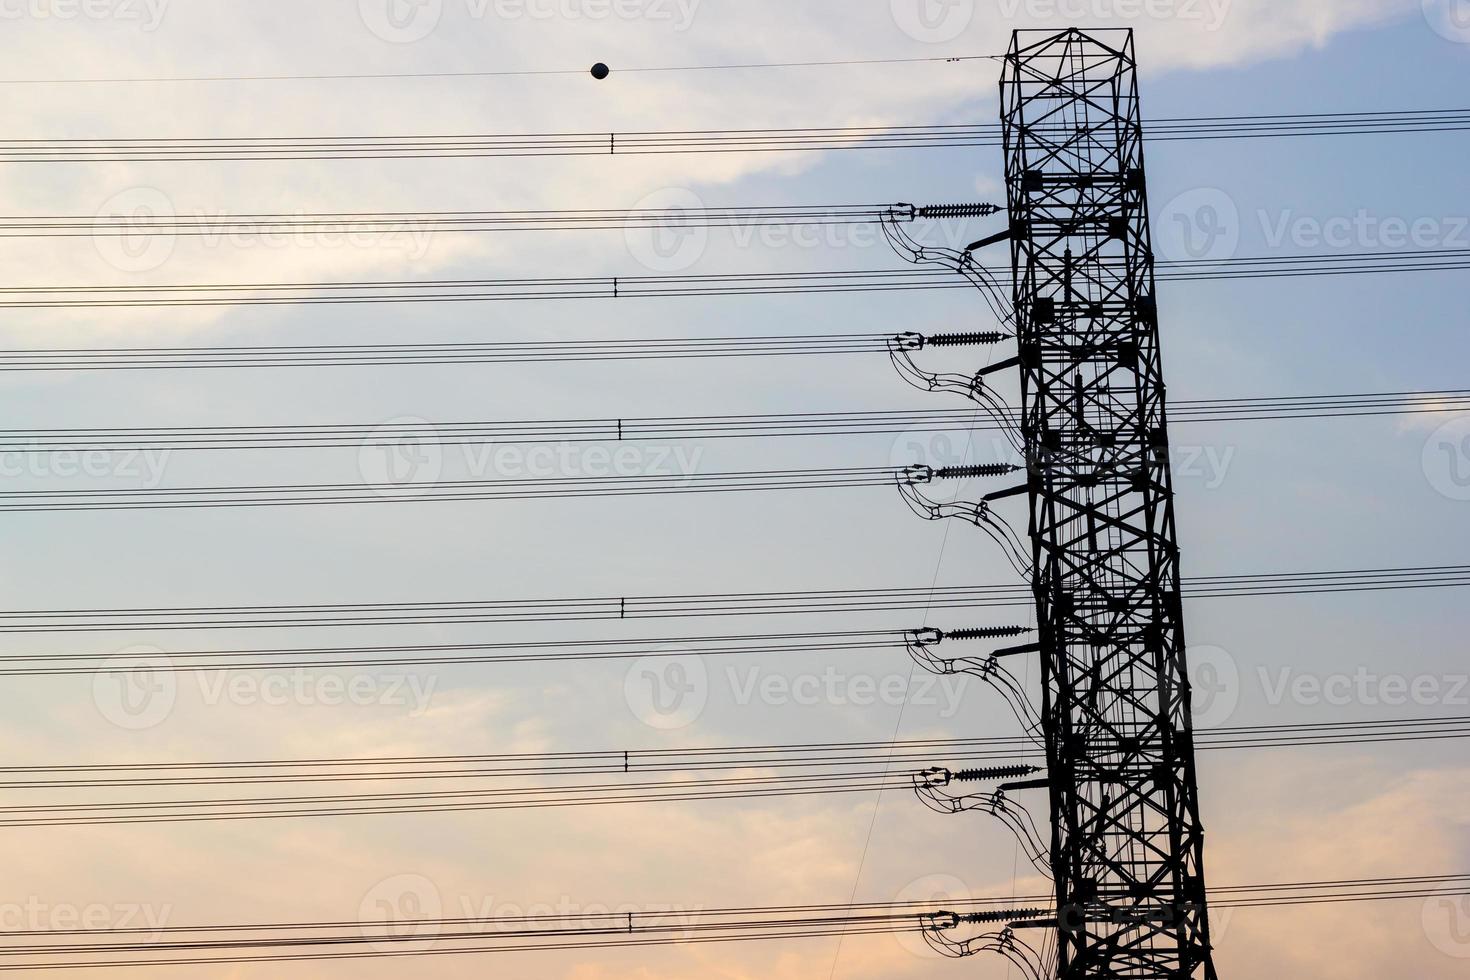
(1000, 28, 1218, 978)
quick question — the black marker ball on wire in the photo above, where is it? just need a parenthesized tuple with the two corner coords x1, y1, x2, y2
(591, 62, 610, 80)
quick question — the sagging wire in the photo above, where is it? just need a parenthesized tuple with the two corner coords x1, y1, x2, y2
(921, 913, 1050, 980)
(886, 203, 1058, 955)
(885, 333, 1027, 457)
(895, 465, 1033, 579)
(911, 767, 1052, 880)
(902, 627, 1044, 748)
(881, 205, 1013, 329)
(881, 203, 1027, 456)
(898, 626, 1053, 881)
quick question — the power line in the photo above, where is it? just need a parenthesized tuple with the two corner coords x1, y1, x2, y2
(0, 769, 948, 828)
(5, 389, 1462, 452)
(7, 715, 1464, 782)
(0, 628, 912, 676)
(2, 328, 1461, 374)
(2, 109, 1464, 162)
(0, 54, 1002, 86)
(0, 564, 1463, 633)
(0, 902, 977, 970)
(0, 733, 1031, 782)
(0, 875, 1458, 970)
(0, 333, 895, 372)
(0, 717, 1455, 832)
(0, 202, 967, 238)
(0, 463, 928, 512)
(0, 124, 1010, 163)
(2, 249, 1464, 309)
(0, 584, 1012, 632)
(0, 268, 968, 309)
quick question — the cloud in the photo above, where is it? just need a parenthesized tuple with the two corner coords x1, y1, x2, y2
(0, 1, 1425, 342)
(0, 7, 1452, 980)
(1205, 760, 1470, 979)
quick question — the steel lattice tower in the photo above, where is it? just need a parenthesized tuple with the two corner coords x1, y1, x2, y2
(1000, 28, 1218, 978)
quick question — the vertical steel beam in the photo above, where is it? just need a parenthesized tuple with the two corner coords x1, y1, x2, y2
(999, 28, 1218, 979)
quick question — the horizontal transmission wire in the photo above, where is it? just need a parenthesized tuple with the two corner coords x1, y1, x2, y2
(0, 54, 1003, 86)
(1, 249, 1461, 309)
(0, 565, 1462, 632)
(0, 628, 912, 676)
(0, 202, 934, 238)
(0, 464, 915, 512)
(3, 389, 1462, 452)
(0, 876, 1460, 969)
(1, 109, 1464, 162)
(0, 333, 894, 372)
(4, 715, 1463, 783)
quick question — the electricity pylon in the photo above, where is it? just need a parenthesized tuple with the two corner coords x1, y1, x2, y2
(997, 28, 1218, 978)
(886, 27, 1219, 979)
